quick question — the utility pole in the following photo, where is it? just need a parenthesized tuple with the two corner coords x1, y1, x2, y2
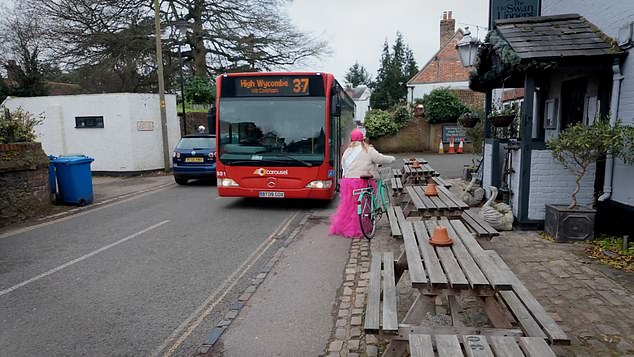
(154, 0, 170, 172)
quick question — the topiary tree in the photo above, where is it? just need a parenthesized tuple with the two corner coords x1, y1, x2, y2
(364, 109, 398, 139)
(421, 87, 468, 124)
(547, 119, 634, 209)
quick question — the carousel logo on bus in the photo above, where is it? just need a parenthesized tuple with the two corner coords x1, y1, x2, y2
(253, 168, 289, 177)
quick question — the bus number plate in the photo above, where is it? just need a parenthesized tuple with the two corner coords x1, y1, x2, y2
(259, 191, 284, 198)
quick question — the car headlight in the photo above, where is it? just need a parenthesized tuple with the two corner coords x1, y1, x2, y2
(218, 178, 239, 187)
(173, 152, 180, 159)
(305, 180, 332, 189)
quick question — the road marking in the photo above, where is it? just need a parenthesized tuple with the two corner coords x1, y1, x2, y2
(0, 185, 173, 240)
(0, 220, 170, 297)
(152, 212, 299, 357)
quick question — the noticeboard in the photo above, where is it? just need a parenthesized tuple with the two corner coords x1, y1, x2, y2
(442, 125, 469, 144)
(489, 0, 540, 28)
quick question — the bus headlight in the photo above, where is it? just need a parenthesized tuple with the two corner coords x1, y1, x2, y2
(305, 180, 332, 189)
(218, 178, 239, 187)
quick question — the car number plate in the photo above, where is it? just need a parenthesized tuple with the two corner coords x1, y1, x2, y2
(185, 157, 204, 163)
(259, 191, 284, 198)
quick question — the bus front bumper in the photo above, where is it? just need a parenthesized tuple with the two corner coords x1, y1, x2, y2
(217, 187, 334, 200)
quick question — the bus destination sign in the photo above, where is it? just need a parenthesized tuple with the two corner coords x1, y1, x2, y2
(235, 76, 311, 96)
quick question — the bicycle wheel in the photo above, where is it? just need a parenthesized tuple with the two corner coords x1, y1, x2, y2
(358, 192, 376, 239)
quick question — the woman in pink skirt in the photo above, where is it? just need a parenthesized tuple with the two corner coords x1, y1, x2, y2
(329, 129, 395, 238)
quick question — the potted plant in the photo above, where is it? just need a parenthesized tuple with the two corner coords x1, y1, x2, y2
(459, 112, 480, 128)
(488, 107, 516, 127)
(545, 119, 634, 242)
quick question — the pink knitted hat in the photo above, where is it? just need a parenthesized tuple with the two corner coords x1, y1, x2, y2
(350, 129, 364, 142)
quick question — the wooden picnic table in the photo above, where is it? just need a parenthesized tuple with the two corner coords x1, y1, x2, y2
(403, 184, 469, 218)
(402, 163, 439, 184)
(365, 217, 569, 356)
(403, 158, 428, 165)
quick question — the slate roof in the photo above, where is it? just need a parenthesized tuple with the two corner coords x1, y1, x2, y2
(495, 14, 623, 61)
(345, 85, 370, 100)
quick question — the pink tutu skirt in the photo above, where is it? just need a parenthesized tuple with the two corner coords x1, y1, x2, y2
(329, 178, 376, 238)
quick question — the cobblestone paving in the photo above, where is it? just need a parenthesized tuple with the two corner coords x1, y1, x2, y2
(484, 232, 634, 357)
(324, 183, 634, 357)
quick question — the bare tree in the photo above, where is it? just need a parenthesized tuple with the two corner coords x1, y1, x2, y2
(0, 1, 49, 98)
(16, 0, 329, 94)
(163, 0, 330, 76)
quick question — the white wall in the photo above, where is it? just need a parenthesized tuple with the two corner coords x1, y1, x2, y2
(483, 143, 493, 190)
(528, 150, 596, 220)
(510, 149, 521, 218)
(354, 98, 370, 123)
(409, 81, 470, 102)
(3, 93, 179, 172)
(542, 0, 634, 207)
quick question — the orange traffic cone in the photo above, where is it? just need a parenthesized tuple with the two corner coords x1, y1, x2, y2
(438, 141, 444, 154)
(457, 137, 464, 154)
(425, 183, 438, 196)
(448, 135, 455, 154)
(430, 226, 453, 246)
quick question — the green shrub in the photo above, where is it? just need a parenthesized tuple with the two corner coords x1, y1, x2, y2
(392, 105, 412, 126)
(185, 75, 215, 104)
(0, 107, 44, 144)
(421, 87, 468, 124)
(364, 109, 398, 139)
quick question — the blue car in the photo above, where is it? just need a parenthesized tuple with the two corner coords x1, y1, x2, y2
(172, 134, 216, 185)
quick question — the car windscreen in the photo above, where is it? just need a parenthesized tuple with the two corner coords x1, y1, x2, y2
(218, 97, 326, 166)
(176, 137, 216, 150)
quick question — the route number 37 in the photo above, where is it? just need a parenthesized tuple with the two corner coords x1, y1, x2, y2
(293, 78, 309, 93)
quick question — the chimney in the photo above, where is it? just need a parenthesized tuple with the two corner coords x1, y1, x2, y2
(440, 11, 455, 48)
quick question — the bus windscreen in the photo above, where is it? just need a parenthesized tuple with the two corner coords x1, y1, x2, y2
(218, 97, 326, 166)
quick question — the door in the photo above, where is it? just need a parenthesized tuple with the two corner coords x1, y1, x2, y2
(560, 77, 588, 130)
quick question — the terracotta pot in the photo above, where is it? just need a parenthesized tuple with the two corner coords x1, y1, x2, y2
(425, 183, 438, 196)
(489, 114, 515, 127)
(430, 226, 453, 246)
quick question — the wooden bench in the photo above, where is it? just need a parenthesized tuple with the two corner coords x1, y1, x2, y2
(431, 176, 452, 188)
(364, 252, 398, 334)
(488, 250, 570, 345)
(407, 334, 556, 357)
(386, 204, 406, 238)
(461, 209, 500, 239)
(390, 177, 403, 197)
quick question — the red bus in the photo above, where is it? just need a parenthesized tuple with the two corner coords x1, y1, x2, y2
(215, 72, 355, 200)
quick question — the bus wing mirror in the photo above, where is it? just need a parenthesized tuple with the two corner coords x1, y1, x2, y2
(331, 95, 341, 117)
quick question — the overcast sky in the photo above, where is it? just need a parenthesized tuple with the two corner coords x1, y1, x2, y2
(285, 0, 489, 84)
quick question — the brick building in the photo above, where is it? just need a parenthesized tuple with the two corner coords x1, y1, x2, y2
(407, 11, 485, 110)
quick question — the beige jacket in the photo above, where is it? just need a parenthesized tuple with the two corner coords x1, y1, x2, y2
(342, 143, 395, 178)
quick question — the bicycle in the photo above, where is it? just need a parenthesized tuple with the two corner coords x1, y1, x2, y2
(354, 175, 390, 239)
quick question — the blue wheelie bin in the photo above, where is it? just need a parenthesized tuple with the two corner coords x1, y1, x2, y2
(52, 155, 95, 206)
(47, 155, 58, 194)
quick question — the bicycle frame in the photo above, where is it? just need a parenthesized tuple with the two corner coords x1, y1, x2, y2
(354, 178, 389, 239)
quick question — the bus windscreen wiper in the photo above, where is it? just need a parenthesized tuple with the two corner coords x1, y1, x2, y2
(253, 150, 313, 167)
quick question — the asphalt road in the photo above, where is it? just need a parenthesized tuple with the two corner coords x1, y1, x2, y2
(0, 183, 324, 356)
